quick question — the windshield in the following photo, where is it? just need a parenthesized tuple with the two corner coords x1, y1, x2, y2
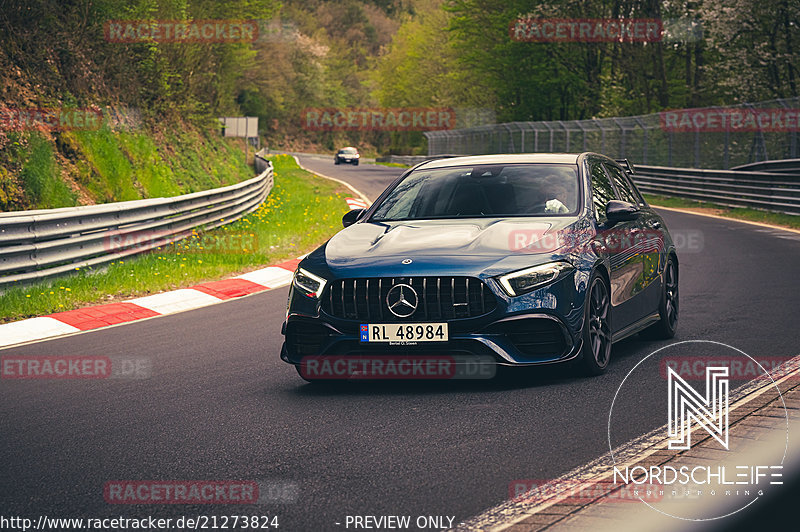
(339, 148, 357, 154)
(370, 164, 580, 221)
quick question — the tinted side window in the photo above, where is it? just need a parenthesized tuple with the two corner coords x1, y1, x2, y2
(623, 173, 646, 206)
(604, 163, 638, 204)
(590, 161, 616, 223)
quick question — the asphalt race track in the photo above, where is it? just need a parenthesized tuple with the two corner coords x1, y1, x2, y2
(296, 154, 406, 200)
(2, 156, 800, 530)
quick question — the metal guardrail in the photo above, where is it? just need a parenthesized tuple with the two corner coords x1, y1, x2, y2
(375, 154, 463, 166)
(0, 158, 273, 287)
(633, 165, 800, 215)
(375, 155, 426, 166)
(731, 159, 800, 174)
(254, 149, 271, 173)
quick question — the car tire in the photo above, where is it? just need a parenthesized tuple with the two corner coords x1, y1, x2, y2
(640, 255, 678, 340)
(334, 160, 340, 165)
(353, 160, 359, 166)
(577, 271, 612, 376)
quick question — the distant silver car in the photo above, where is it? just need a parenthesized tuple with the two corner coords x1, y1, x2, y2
(334, 147, 360, 165)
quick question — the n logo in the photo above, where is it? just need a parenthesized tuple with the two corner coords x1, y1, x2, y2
(667, 366, 729, 450)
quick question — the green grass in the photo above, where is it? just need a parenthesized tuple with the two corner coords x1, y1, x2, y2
(644, 194, 800, 230)
(0, 155, 351, 323)
(117, 132, 181, 198)
(19, 134, 77, 208)
(160, 127, 252, 192)
(63, 125, 253, 204)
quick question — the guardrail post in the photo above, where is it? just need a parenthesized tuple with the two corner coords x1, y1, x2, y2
(557, 121, 569, 152)
(612, 118, 626, 159)
(668, 131, 673, 167)
(543, 122, 553, 152)
(601, 121, 606, 154)
(724, 129, 730, 169)
(634, 117, 647, 164)
(778, 99, 797, 159)
(694, 130, 700, 168)
(503, 124, 515, 153)
(575, 120, 587, 152)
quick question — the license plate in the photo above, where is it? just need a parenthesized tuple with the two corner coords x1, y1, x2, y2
(360, 323, 448, 343)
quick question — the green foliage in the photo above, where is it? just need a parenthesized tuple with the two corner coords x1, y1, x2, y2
(69, 126, 141, 202)
(3, 0, 795, 197)
(117, 133, 181, 198)
(374, 0, 798, 126)
(19, 134, 77, 208)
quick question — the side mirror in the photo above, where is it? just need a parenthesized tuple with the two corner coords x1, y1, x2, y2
(606, 200, 640, 223)
(342, 208, 365, 227)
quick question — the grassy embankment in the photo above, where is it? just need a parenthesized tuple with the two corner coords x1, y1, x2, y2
(1, 120, 254, 211)
(0, 155, 349, 323)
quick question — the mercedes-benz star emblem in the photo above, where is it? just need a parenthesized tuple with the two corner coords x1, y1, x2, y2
(402, 258, 413, 265)
(386, 283, 418, 318)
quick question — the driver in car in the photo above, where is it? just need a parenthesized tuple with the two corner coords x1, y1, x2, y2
(543, 180, 570, 214)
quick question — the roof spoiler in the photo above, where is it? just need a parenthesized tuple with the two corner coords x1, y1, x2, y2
(615, 159, 636, 174)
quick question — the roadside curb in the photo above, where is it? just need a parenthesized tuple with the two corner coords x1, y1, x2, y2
(0, 258, 301, 350)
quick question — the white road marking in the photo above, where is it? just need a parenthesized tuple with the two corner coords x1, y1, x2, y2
(236, 266, 293, 288)
(0, 317, 81, 348)
(651, 205, 800, 235)
(127, 289, 222, 315)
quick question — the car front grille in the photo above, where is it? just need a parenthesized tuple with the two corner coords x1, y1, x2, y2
(322, 276, 497, 321)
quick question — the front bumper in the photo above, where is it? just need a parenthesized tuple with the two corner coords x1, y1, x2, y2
(280, 313, 582, 367)
(280, 273, 587, 367)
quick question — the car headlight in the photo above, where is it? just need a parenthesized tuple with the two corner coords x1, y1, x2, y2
(293, 268, 327, 298)
(497, 261, 574, 297)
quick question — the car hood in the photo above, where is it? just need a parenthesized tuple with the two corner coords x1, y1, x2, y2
(317, 217, 586, 278)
